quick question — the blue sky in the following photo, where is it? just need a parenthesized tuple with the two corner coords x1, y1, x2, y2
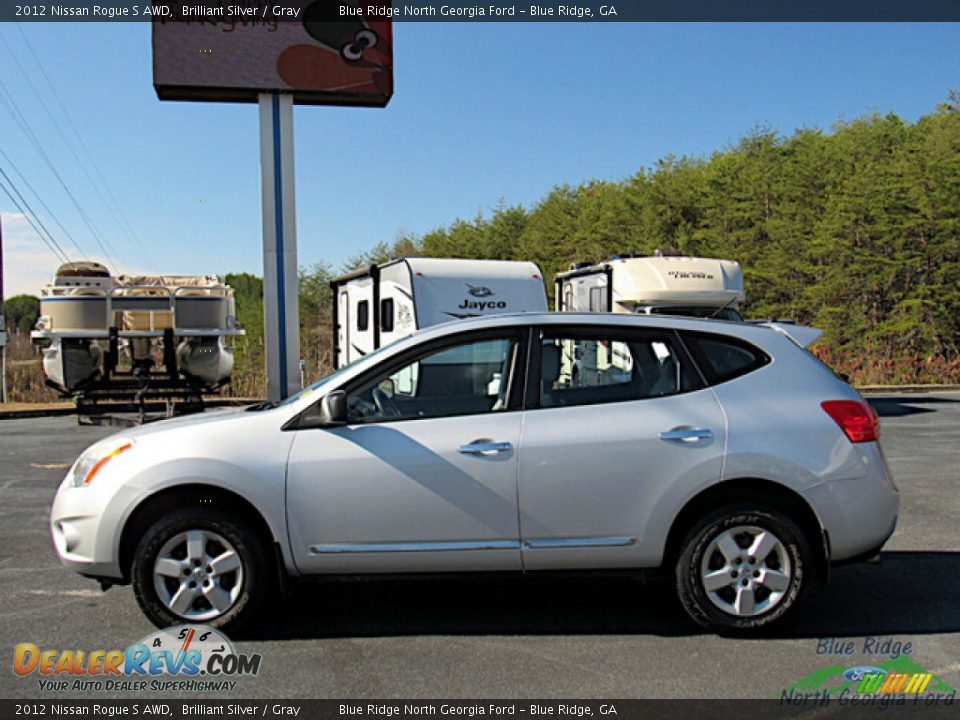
(1, 22, 958, 297)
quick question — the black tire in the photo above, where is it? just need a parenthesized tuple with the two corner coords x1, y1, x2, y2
(675, 505, 811, 635)
(131, 509, 272, 632)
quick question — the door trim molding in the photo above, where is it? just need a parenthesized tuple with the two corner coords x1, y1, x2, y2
(523, 536, 637, 549)
(310, 540, 521, 554)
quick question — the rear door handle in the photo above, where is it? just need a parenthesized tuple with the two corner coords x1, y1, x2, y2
(458, 441, 513, 455)
(659, 428, 713, 443)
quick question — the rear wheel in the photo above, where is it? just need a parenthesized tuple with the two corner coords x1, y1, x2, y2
(675, 506, 810, 634)
(131, 509, 271, 631)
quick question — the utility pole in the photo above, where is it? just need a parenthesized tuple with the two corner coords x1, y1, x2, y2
(0, 214, 7, 403)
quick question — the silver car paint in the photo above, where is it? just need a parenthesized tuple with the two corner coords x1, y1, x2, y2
(49, 312, 900, 583)
(286, 411, 524, 574)
(709, 328, 898, 559)
(51, 409, 295, 578)
(517, 388, 726, 570)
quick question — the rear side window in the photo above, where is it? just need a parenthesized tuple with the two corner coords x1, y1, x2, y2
(537, 328, 702, 409)
(357, 300, 369, 331)
(681, 332, 769, 384)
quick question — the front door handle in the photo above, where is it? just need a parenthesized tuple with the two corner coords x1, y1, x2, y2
(458, 441, 513, 455)
(659, 427, 713, 443)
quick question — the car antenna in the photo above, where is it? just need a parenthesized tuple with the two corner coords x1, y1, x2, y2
(708, 295, 739, 319)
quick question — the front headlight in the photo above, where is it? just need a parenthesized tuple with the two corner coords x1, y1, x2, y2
(71, 439, 135, 487)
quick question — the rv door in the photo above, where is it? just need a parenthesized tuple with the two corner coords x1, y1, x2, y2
(338, 290, 350, 367)
(561, 281, 574, 312)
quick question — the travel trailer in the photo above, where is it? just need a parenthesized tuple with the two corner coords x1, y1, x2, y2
(555, 252, 746, 321)
(32, 262, 244, 420)
(556, 250, 822, 355)
(331, 257, 548, 367)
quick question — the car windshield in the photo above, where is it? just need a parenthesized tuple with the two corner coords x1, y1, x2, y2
(275, 342, 397, 408)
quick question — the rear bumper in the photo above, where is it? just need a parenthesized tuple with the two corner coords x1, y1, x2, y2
(803, 441, 900, 563)
(831, 515, 897, 567)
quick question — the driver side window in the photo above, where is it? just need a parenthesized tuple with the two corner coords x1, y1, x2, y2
(346, 337, 517, 423)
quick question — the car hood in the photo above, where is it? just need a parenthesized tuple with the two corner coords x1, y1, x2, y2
(120, 405, 260, 438)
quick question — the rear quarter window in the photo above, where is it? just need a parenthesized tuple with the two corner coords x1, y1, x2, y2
(681, 332, 770, 385)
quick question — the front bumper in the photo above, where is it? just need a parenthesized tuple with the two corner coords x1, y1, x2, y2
(50, 480, 124, 580)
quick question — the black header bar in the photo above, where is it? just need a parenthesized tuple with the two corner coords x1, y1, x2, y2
(3, 1, 960, 22)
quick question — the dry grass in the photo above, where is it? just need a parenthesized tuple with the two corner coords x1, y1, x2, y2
(2, 333, 61, 404)
(812, 345, 960, 386)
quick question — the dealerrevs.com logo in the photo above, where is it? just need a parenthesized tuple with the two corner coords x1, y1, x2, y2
(13, 625, 261, 693)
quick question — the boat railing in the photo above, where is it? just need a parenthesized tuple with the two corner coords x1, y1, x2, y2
(33, 283, 244, 339)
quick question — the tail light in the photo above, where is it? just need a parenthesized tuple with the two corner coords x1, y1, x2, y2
(821, 400, 880, 443)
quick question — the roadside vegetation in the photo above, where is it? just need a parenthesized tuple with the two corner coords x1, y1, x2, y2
(4, 97, 959, 401)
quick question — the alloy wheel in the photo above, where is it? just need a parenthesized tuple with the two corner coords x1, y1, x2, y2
(152, 529, 244, 621)
(699, 525, 792, 617)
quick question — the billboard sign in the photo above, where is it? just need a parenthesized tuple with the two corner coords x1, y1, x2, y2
(152, 1, 393, 107)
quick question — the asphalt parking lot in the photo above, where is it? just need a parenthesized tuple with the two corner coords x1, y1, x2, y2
(1, 393, 958, 699)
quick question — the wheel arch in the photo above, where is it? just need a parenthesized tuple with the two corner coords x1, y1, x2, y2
(117, 483, 283, 584)
(661, 477, 830, 582)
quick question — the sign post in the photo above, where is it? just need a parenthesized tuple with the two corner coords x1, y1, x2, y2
(258, 92, 300, 401)
(0, 215, 7, 403)
(152, 6, 394, 400)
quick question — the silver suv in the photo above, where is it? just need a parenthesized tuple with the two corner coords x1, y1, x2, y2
(50, 313, 899, 633)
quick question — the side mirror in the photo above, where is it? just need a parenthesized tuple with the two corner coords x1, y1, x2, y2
(320, 390, 347, 425)
(299, 390, 347, 429)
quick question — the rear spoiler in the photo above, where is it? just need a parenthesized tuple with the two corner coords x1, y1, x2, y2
(750, 321, 824, 349)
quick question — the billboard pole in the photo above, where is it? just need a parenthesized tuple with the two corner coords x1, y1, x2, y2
(258, 92, 301, 403)
(153, 16, 393, 403)
(1, 214, 7, 403)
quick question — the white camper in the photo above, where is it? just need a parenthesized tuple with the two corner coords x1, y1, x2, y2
(555, 252, 746, 321)
(555, 251, 824, 350)
(331, 257, 548, 367)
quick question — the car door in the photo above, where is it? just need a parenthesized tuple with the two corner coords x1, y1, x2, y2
(286, 330, 527, 574)
(517, 325, 726, 570)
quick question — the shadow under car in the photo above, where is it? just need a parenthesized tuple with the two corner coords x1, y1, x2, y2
(240, 551, 960, 641)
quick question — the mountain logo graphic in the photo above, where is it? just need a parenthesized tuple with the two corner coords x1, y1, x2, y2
(781, 657, 955, 698)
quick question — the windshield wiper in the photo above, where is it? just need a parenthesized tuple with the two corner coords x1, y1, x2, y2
(245, 400, 278, 412)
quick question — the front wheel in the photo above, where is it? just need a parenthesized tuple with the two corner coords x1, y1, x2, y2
(675, 506, 811, 634)
(131, 510, 271, 631)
